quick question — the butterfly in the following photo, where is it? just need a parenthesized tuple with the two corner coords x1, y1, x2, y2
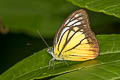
(47, 9, 99, 62)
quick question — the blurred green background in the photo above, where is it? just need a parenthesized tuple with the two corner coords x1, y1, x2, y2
(0, 0, 120, 74)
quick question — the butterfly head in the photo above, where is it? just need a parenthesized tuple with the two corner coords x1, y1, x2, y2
(47, 47, 53, 54)
(47, 47, 56, 58)
(47, 47, 64, 60)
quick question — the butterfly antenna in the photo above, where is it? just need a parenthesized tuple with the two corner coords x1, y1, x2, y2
(37, 30, 49, 48)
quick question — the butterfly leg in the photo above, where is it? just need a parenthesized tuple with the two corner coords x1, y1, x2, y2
(61, 58, 69, 66)
(48, 57, 55, 69)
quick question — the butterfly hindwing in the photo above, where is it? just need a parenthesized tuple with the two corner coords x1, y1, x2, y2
(53, 9, 99, 61)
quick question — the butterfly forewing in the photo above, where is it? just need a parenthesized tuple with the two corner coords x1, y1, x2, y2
(53, 9, 99, 61)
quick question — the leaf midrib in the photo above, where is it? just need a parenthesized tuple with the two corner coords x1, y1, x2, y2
(15, 52, 120, 80)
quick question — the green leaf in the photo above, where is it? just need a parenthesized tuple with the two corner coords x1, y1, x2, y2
(67, 0, 120, 19)
(0, 34, 120, 80)
(0, 0, 77, 37)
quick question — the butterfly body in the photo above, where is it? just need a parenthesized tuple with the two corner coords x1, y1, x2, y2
(47, 9, 99, 61)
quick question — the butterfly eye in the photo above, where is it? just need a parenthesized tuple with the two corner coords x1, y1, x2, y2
(47, 47, 53, 54)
